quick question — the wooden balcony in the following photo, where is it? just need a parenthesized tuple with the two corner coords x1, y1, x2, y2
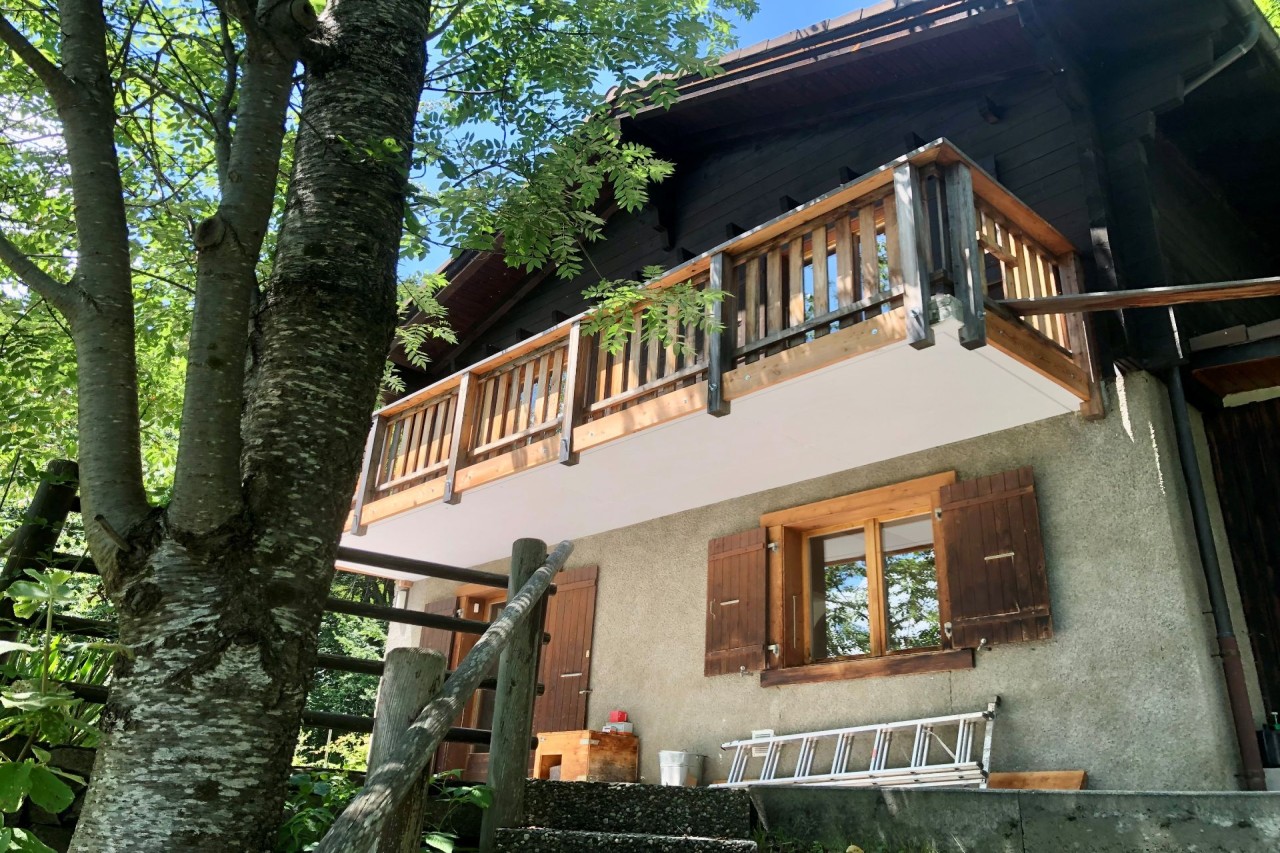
(345, 139, 1096, 555)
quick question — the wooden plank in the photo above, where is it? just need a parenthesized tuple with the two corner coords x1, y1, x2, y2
(985, 306, 1090, 400)
(759, 647, 973, 687)
(350, 417, 389, 535)
(835, 215, 855, 306)
(543, 347, 564, 424)
(1056, 254, 1103, 420)
(893, 162, 934, 349)
(723, 308, 906, 401)
(573, 382, 708, 454)
(457, 434, 560, 492)
(766, 248, 784, 335)
(788, 237, 805, 328)
(475, 375, 497, 447)
(943, 162, 985, 349)
(865, 520, 886, 658)
(559, 322, 589, 466)
(534, 350, 552, 425)
(988, 771, 1087, 791)
(707, 253, 735, 417)
(859, 204, 879, 301)
(664, 304, 679, 376)
(361, 476, 450, 525)
(627, 322, 642, 392)
(443, 375, 476, 504)
(883, 194, 902, 292)
(811, 225, 830, 318)
(999, 275, 1280, 315)
(744, 258, 761, 344)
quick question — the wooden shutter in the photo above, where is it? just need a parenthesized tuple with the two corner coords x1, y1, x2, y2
(533, 566, 598, 735)
(418, 598, 458, 656)
(939, 467, 1051, 648)
(705, 528, 768, 676)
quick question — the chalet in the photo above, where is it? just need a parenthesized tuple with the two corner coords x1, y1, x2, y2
(342, 0, 1280, 793)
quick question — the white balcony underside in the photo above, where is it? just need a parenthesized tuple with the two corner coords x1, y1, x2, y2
(342, 317, 1079, 576)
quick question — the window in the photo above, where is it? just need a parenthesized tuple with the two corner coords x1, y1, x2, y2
(704, 467, 1053, 687)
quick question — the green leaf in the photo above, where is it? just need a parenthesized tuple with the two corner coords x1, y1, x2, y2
(26, 765, 74, 813)
(9, 827, 57, 853)
(0, 761, 33, 813)
(422, 831, 457, 852)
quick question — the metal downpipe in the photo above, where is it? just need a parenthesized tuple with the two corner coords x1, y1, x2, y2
(1166, 367, 1266, 790)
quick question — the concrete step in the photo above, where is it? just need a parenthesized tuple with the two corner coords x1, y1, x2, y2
(495, 828, 759, 852)
(522, 779, 754, 838)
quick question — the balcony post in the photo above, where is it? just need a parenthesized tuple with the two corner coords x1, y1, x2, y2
(559, 321, 590, 465)
(893, 162, 935, 349)
(706, 252, 735, 417)
(350, 415, 388, 535)
(942, 161, 986, 349)
(1057, 253, 1105, 420)
(443, 372, 478, 504)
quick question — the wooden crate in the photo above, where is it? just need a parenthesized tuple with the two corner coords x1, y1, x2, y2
(533, 730, 638, 783)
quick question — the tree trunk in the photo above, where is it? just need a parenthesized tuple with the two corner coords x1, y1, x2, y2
(68, 0, 430, 848)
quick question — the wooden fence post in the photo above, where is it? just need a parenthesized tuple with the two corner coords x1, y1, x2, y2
(443, 372, 477, 504)
(943, 162, 986, 350)
(893, 162, 935, 350)
(367, 646, 447, 853)
(479, 539, 548, 852)
(1, 460, 78, 634)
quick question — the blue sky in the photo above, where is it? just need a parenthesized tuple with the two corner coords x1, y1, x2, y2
(728, 0, 877, 48)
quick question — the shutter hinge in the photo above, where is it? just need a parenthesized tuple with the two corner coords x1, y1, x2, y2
(766, 643, 780, 656)
(943, 621, 953, 639)
(766, 542, 779, 552)
(934, 507, 942, 520)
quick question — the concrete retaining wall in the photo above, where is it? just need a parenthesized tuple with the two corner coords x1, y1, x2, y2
(750, 787, 1280, 852)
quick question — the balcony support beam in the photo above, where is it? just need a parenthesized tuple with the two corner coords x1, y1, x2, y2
(350, 416, 388, 536)
(443, 372, 477, 504)
(559, 321, 590, 465)
(893, 162, 935, 349)
(943, 162, 985, 350)
(707, 252, 735, 417)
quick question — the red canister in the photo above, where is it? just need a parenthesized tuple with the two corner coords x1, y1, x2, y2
(608, 710, 628, 723)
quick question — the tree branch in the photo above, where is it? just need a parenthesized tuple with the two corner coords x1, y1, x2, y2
(426, 0, 467, 40)
(0, 11, 75, 102)
(0, 226, 80, 317)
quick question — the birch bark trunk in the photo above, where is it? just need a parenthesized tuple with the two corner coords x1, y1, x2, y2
(68, 0, 430, 848)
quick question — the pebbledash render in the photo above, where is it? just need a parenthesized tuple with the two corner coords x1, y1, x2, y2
(345, 0, 1280, 793)
(388, 373, 1261, 789)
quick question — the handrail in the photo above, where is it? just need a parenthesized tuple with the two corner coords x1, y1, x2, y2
(315, 539, 574, 853)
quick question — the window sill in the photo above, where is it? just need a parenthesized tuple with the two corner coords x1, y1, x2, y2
(759, 647, 974, 687)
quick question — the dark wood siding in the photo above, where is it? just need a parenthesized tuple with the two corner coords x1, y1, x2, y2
(1206, 398, 1280, 718)
(938, 467, 1052, 648)
(533, 566, 598, 735)
(705, 528, 768, 676)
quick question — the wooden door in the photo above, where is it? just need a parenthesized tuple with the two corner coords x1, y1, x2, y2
(533, 566, 598, 735)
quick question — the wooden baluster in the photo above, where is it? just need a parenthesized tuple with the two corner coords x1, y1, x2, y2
(788, 236, 805, 329)
(351, 416, 389, 535)
(503, 364, 521, 439)
(475, 375, 496, 449)
(627, 319, 643, 391)
(835, 214, 855, 306)
(391, 415, 413, 480)
(434, 395, 455, 468)
(516, 359, 534, 434)
(1057, 253, 1104, 420)
(893, 162, 934, 349)
(560, 322, 590, 465)
(766, 247, 783, 335)
(444, 374, 477, 504)
(744, 257, 760, 345)
(664, 303, 679, 376)
(811, 225, 830, 324)
(412, 404, 435, 475)
(544, 347, 564, 422)
(594, 334, 609, 403)
(859, 204, 879, 301)
(707, 253, 735, 417)
(943, 162, 985, 349)
(884, 194, 902, 292)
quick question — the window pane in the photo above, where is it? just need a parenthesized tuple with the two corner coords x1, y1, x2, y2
(881, 515, 940, 651)
(814, 530, 870, 658)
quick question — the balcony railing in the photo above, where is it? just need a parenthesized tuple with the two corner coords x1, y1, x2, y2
(349, 139, 1097, 533)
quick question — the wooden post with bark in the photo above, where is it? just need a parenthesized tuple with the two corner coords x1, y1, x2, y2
(1, 459, 79, 634)
(368, 647, 447, 853)
(479, 539, 549, 852)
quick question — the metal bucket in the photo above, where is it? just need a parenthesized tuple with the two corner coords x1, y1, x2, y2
(658, 750, 704, 787)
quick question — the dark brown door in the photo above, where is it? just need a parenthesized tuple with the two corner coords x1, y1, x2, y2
(532, 566, 598, 735)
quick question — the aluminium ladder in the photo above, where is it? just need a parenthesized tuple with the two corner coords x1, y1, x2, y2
(711, 697, 999, 789)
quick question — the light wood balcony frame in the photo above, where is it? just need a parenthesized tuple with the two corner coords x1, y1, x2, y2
(348, 139, 1099, 534)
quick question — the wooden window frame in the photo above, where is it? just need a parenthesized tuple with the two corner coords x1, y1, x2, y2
(760, 471, 974, 687)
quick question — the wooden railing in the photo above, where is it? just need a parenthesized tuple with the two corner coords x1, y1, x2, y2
(4, 461, 568, 853)
(350, 139, 1098, 532)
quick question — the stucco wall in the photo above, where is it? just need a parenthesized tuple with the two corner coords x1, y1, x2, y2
(440, 372, 1247, 790)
